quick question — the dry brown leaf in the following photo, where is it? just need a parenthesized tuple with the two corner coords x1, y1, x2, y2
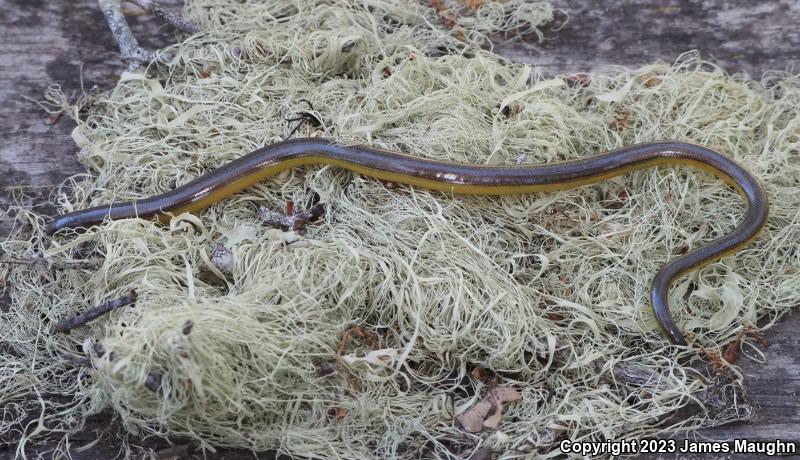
(329, 406, 349, 420)
(639, 73, 663, 87)
(470, 366, 495, 383)
(462, 0, 486, 11)
(457, 385, 521, 433)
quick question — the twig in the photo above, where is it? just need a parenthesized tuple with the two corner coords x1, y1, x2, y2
(99, 0, 201, 71)
(131, 0, 201, 34)
(1, 255, 104, 271)
(152, 4, 201, 34)
(55, 289, 138, 334)
(62, 352, 93, 368)
(257, 202, 326, 233)
(99, 0, 155, 71)
(611, 363, 662, 387)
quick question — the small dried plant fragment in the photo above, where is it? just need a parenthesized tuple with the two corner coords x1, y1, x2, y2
(457, 385, 522, 433)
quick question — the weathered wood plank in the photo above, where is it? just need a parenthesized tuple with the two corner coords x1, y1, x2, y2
(0, 0, 179, 213)
(1, 0, 798, 458)
(498, 0, 800, 77)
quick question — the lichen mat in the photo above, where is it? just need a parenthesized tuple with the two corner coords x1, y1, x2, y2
(46, 137, 769, 345)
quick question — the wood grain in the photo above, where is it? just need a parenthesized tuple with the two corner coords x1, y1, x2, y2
(497, 0, 800, 77)
(0, 0, 798, 457)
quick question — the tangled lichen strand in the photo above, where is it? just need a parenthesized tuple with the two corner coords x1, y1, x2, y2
(2, 0, 800, 458)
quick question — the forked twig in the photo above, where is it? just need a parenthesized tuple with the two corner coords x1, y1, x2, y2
(99, 0, 155, 71)
(99, 0, 200, 71)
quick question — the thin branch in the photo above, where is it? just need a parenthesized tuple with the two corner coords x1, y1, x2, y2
(611, 363, 664, 387)
(131, 0, 201, 34)
(55, 289, 138, 334)
(152, 4, 201, 34)
(100, 0, 201, 71)
(1, 255, 104, 271)
(62, 352, 93, 368)
(99, 0, 154, 71)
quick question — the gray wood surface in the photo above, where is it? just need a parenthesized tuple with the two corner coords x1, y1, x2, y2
(1, 0, 798, 458)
